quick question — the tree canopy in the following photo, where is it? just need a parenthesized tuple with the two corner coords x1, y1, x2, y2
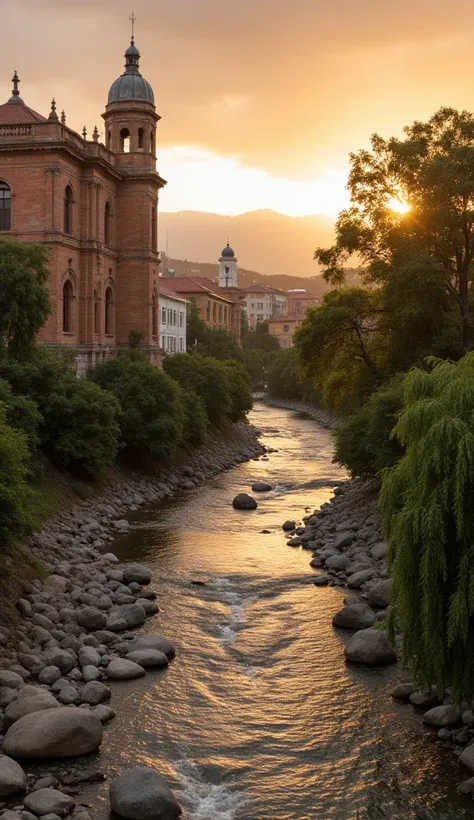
(0, 239, 51, 358)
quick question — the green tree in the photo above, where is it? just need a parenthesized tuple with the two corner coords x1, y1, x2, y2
(0, 408, 36, 547)
(222, 360, 253, 422)
(91, 352, 185, 462)
(0, 378, 42, 451)
(381, 353, 474, 699)
(315, 108, 474, 353)
(0, 239, 51, 359)
(163, 353, 232, 427)
(186, 303, 207, 349)
(244, 322, 281, 353)
(180, 387, 208, 447)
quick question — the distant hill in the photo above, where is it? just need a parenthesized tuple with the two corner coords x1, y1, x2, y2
(158, 209, 336, 277)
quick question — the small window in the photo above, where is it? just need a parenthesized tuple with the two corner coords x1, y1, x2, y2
(62, 279, 74, 333)
(120, 128, 130, 153)
(93, 290, 100, 334)
(151, 207, 157, 251)
(284, 324, 289, 332)
(0, 181, 11, 231)
(179, 311, 184, 327)
(162, 306, 166, 324)
(105, 286, 115, 335)
(173, 309, 177, 326)
(104, 202, 111, 246)
(150, 130, 155, 154)
(138, 127, 144, 149)
(179, 337, 184, 352)
(64, 185, 73, 235)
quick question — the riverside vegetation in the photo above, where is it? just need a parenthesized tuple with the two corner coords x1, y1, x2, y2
(266, 107, 474, 793)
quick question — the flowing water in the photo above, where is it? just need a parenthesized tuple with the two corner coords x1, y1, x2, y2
(81, 404, 474, 819)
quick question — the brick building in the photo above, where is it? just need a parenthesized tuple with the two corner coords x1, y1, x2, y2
(241, 284, 288, 329)
(165, 274, 242, 346)
(267, 314, 304, 349)
(0, 36, 166, 373)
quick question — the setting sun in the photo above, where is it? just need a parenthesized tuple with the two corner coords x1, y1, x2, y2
(387, 196, 411, 214)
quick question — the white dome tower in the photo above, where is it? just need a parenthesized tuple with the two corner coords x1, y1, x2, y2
(218, 243, 238, 288)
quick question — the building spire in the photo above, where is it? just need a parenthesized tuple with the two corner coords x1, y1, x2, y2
(48, 98, 59, 122)
(8, 70, 24, 105)
(129, 10, 136, 44)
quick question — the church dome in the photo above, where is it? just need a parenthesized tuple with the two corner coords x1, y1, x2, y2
(107, 40, 154, 105)
(221, 243, 235, 258)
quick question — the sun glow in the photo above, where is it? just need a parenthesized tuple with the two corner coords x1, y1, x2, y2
(387, 196, 411, 214)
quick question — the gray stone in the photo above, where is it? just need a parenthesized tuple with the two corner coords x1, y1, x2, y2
(0, 671, 23, 690)
(370, 541, 389, 561)
(287, 536, 302, 547)
(309, 556, 323, 568)
(282, 520, 296, 531)
(3, 707, 103, 759)
(38, 666, 62, 685)
(125, 650, 168, 669)
(347, 569, 375, 589)
(0, 755, 27, 796)
(122, 564, 152, 585)
(462, 710, 474, 725)
(457, 777, 474, 794)
(0, 687, 18, 707)
(423, 705, 462, 728)
(367, 579, 392, 608)
(78, 646, 101, 668)
(251, 482, 272, 492)
(232, 493, 257, 510)
(82, 665, 100, 682)
(117, 604, 147, 629)
(326, 554, 351, 571)
(110, 766, 182, 820)
(390, 682, 414, 699)
(106, 614, 128, 633)
(43, 649, 75, 674)
(30, 775, 59, 791)
(127, 635, 176, 659)
(92, 704, 116, 722)
(57, 686, 80, 705)
(0, 811, 22, 820)
(77, 608, 107, 631)
(106, 659, 146, 680)
(136, 598, 159, 616)
(459, 745, 474, 771)
(332, 605, 376, 630)
(344, 628, 397, 665)
(313, 575, 330, 586)
(23, 788, 74, 816)
(334, 531, 354, 550)
(4, 692, 59, 729)
(80, 681, 111, 705)
(409, 690, 442, 709)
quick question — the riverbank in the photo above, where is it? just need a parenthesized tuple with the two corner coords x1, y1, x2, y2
(0, 420, 265, 819)
(256, 393, 340, 430)
(294, 475, 474, 796)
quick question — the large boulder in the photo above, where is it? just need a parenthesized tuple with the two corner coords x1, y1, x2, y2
(232, 493, 257, 510)
(0, 671, 23, 690)
(3, 707, 103, 759)
(80, 681, 111, 705)
(423, 705, 462, 728)
(117, 604, 147, 629)
(77, 608, 107, 631)
(122, 564, 152, 586)
(110, 766, 182, 820)
(4, 692, 59, 729)
(332, 605, 376, 630)
(367, 579, 392, 608)
(0, 756, 27, 796)
(127, 635, 176, 659)
(106, 659, 146, 680)
(344, 628, 397, 665)
(24, 788, 74, 816)
(390, 682, 414, 699)
(125, 650, 168, 669)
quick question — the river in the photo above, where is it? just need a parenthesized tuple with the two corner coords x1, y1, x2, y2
(80, 403, 474, 820)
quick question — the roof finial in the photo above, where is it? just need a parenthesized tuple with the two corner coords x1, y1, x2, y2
(48, 98, 59, 122)
(61, 110, 66, 125)
(129, 10, 136, 44)
(12, 71, 20, 97)
(92, 125, 99, 143)
(82, 126, 87, 140)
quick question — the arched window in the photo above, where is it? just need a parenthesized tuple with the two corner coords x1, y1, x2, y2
(104, 202, 111, 246)
(105, 286, 115, 335)
(62, 279, 74, 333)
(152, 290, 158, 338)
(150, 130, 155, 155)
(120, 128, 130, 153)
(0, 182, 11, 231)
(64, 186, 73, 235)
(151, 207, 157, 251)
(138, 128, 144, 149)
(93, 290, 100, 335)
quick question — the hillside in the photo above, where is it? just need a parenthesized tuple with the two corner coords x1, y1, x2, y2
(158, 209, 335, 277)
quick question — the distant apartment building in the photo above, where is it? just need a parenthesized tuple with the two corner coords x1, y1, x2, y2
(241, 285, 288, 329)
(267, 315, 304, 350)
(158, 285, 187, 355)
(286, 289, 321, 315)
(164, 276, 242, 345)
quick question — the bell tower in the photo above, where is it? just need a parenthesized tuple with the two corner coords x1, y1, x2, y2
(218, 243, 238, 288)
(103, 23, 166, 358)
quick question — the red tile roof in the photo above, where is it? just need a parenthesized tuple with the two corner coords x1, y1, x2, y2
(159, 284, 188, 302)
(242, 284, 286, 295)
(165, 277, 234, 303)
(0, 101, 46, 125)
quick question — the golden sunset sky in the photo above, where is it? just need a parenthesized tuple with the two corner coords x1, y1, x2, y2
(2, 0, 474, 218)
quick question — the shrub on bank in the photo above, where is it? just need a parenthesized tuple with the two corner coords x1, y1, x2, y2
(222, 360, 253, 422)
(0, 408, 36, 547)
(0, 378, 42, 451)
(333, 376, 405, 479)
(180, 387, 208, 448)
(163, 353, 232, 427)
(91, 352, 185, 462)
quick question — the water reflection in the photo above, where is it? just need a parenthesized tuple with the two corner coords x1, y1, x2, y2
(81, 405, 474, 819)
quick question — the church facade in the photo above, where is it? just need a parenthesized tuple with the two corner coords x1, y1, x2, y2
(0, 37, 166, 373)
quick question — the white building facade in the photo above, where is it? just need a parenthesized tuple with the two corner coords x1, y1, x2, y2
(159, 286, 187, 355)
(241, 285, 288, 329)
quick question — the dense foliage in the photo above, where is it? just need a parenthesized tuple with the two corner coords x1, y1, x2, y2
(0, 239, 51, 359)
(267, 348, 320, 403)
(0, 408, 36, 547)
(163, 353, 232, 426)
(381, 355, 474, 699)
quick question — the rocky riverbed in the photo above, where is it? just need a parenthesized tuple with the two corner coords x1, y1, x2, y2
(0, 421, 265, 820)
(257, 394, 339, 430)
(291, 476, 474, 797)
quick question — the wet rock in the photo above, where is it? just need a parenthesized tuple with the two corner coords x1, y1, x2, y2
(0, 755, 27, 796)
(423, 705, 462, 728)
(232, 493, 257, 510)
(106, 659, 146, 680)
(344, 628, 397, 665)
(251, 482, 272, 492)
(282, 520, 296, 531)
(347, 569, 375, 589)
(370, 542, 389, 561)
(287, 536, 302, 547)
(4, 692, 59, 729)
(3, 707, 103, 759)
(122, 564, 152, 586)
(23, 788, 74, 816)
(77, 608, 107, 631)
(80, 681, 111, 705)
(313, 575, 330, 587)
(57, 686, 80, 705)
(409, 690, 443, 709)
(38, 666, 62, 685)
(117, 604, 147, 630)
(459, 744, 474, 771)
(93, 704, 116, 723)
(367, 580, 392, 608)
(125, 650, 168, 669)
(309, 556, 323, 568)
(110, 766, 182, 820)
(332, 605, 376, 630)
(457, 776, 474, 794)
(78, 647, 101, 668)
(326, 554, 351, 571)
(390, 682, 414, 699)
(0, 672, 24, 690)
(127, 635, 176, 659)
(334, 531, 354, 550)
